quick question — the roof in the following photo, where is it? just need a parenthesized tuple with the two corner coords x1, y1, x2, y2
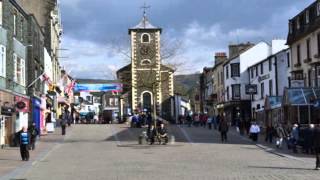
(117, 63, 174, 73)
(129, 15, 162, 34)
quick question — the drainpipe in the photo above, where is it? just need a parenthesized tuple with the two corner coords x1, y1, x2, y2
(275, 56, 279, 96)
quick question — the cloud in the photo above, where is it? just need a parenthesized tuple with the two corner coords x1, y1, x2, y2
(59, 0, 316, 78)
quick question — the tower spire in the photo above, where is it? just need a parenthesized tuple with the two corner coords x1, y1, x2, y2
(141, 2, 151, 28)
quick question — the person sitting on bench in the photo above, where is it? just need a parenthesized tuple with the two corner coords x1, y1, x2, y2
(158, 123, 168, 145)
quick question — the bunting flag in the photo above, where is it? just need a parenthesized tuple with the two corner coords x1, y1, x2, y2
(40, 73, 52, 85)
(65, 80, 76, 95)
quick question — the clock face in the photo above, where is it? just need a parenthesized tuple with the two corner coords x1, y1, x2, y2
(140, 45, 150, 56)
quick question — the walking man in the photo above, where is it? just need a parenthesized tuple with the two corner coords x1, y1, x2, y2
(249, 122, 260, 142)
(313, 125, 320, 170)
(28, 122, 39, 150)
(19, 127, 30, 161)
(219, 116, 228, 142)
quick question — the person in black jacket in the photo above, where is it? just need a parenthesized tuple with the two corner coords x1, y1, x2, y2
(313, 126, 320, 170)
(158, 123, 168, 145)
(219, 116, 229, 142)
(28, 122, 39, 150)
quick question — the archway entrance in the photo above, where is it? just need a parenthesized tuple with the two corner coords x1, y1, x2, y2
(142, 92, 152, 112)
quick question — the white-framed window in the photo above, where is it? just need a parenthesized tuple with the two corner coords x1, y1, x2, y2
(317, 2, 320, 16)
(306, 10, 309, 24)
(0, 45, 5, 77)
(0, 1, 3, 25)
(13, 54, 25, 86)
(114, 98, 118, 106)
(141, 33, 150, 43)
(13, 13, 17, 36)
(141, 59, 151, 65)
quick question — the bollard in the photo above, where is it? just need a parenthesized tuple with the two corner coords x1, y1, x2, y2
(170, 135, 175, 145)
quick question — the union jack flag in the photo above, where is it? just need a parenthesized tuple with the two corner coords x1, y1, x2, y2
(41, 73, 52, 85)
(65, 80, 76, 95)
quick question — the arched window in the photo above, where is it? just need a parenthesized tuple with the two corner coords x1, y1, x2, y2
(141, 33, 150, 43)
(141, 59, 151, 65)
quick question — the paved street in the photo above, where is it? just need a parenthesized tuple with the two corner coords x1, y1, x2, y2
(0, 124, 316, 180)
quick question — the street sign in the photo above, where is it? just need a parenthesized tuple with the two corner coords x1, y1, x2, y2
(245, 84, 257, 94)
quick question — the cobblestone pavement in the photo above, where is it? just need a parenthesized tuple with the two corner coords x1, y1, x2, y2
(8, 124, 320, 180)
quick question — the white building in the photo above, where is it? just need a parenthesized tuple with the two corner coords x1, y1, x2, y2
(248, 48, 290, 115)
(223, 40, 287, 124)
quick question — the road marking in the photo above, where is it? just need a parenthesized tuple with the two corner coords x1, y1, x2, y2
(177, 125, 194, 145)
(110, 125, 122, 146)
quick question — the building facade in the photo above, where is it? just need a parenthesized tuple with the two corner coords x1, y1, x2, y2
(287, 0, 320, 88)
(0, 0, 30, 146)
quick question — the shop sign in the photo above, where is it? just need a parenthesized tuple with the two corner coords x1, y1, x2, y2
(245, 84, 258, 94)
(291, 80, 305, 88)
(15, 96, 30, 113)
(258, 74, 270, 82)
(1, 106, 14, 116)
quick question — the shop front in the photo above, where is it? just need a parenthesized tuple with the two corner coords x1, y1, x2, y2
(32, 97, 41, 135)
(264, 96, 283, 127)
(0, 90, 15, 146)
(283, 88, 320, 126)
(223, 100, 251, 126)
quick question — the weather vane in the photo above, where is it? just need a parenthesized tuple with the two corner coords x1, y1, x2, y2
(141, 2, 151, 18)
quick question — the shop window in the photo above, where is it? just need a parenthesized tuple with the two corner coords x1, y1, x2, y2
(231, 63, 240, 77)
(13, 54, 25, 86)
(0, 45, 5, 77)
(269, 58, 272, 71)
(317, 33, 320, 55)
(306, 39, 311, 60)
(296, 17, 300, 30)
(226, 66, 229, 79)
(232, 84, 240, 100)
(297, 44, 301, 65)
(287, 52, 290, 67)
(269, 80, 273, 96)
(260, 82, 264, 99)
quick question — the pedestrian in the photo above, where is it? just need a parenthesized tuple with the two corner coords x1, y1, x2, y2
(290, 124, 299, 153)
(265, 125, 274, 143)
(186, 114, 192, 127)
(60, 112, 68, 135)
(19, 127, 30, 161)
(212, 115, 218, 130)
(275, 124, 288, 149)
(194, 114, 200, 127)
(158, 123, 168, 145)
(28, 122, 39, 150)
(148, 125, 156, 145)
(207, 116, 212, 130)
(218, 116, 228, 142)
(304, 124, 315, 154)
(249, 122, 260, 142)
(313, 125, 320, 170)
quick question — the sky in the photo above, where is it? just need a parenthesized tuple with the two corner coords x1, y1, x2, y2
(59, 0, 315, 79)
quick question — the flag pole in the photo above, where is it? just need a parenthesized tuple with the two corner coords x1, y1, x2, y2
(27, 72, 46, 88)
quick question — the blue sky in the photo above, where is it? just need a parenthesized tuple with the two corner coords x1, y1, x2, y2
(60, 0, 315, 79)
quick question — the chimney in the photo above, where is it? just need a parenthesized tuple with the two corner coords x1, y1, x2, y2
(214, 52, 227, 65)
(228, 42, 254, 58)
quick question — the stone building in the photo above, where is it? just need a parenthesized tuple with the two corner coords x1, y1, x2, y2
(0, 0, 30, 146)
(117, 12, 174, 121)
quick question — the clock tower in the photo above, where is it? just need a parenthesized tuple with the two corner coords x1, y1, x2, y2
(118, 7, 174, 120)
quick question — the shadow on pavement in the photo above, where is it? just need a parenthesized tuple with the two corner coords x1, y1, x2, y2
(248, 165, 314, 171)
(104, 124, 253, 146)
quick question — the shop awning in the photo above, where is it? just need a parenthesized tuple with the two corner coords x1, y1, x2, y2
(283, 88, 320, 106)
(265, 96, 282, 110)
